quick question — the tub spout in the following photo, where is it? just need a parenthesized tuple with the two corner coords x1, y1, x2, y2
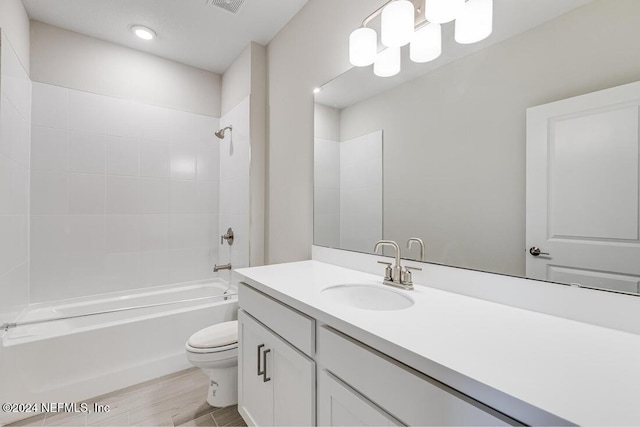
(213, 263, 232, 272)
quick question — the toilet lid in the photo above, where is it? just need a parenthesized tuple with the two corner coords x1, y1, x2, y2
(188, 320, 238, 349)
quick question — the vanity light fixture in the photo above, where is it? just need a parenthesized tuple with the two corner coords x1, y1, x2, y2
(313, 87, 322, 94)
(131, 25, 156, 41)
(349, 0, 493, 76)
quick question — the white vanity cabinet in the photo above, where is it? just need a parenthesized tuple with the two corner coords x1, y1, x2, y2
(316, 326, 515, 427)
(238, 284, 316, 426)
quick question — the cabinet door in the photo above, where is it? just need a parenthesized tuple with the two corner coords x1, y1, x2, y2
(239, 310, 316, 427)
(238, 310, 274, 426)
(317, 369, 402, 427)
(272, 331, 316, 426)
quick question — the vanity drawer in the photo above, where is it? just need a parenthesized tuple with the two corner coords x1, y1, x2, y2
(239, 282, 315, 357)
(317, 326, 516, 426)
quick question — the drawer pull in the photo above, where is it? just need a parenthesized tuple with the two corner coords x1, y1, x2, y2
(257, 344, 265, 376)
(263, 348, 271, 382)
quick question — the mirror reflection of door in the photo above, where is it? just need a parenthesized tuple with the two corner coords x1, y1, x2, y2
(526, 81, 640, 293)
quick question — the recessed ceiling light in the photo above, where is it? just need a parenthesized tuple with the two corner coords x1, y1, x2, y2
(131, 25, 156, 41)
(313, 87, 322, 94)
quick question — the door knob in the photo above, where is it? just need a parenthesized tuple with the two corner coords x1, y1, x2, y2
(529, 247, 550, 257)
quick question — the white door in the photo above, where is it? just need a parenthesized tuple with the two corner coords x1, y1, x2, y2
(238, 310, 273, 426)
(526, 81, 640, 293)
(317, 369, 402, 427)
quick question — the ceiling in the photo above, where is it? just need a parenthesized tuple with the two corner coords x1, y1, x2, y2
(316, 0, 593, 109)
(22, 0, 309, 74)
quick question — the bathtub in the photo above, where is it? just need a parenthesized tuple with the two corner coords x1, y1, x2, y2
(0, 279, 237, 424)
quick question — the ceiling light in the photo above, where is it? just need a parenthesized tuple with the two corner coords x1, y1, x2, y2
(381, 0, 415, 48)
(131, 25, 156, 41)
(410, 23, 442, 63)
(349, 0, 495, 78)
(349, 27, 378, 67)
(374, 47, 401, 78)
(455, 0, 493, 44)
(424, 0, 465, 24)
(313, 87, 322, 94)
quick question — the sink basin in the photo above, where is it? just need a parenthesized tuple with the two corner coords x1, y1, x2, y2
(321, 284, 414, 311)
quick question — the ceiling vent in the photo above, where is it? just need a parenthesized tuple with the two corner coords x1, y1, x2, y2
(206, 0, 245, 14)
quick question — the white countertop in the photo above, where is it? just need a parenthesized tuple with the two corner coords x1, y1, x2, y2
(236, 260, 640, 426)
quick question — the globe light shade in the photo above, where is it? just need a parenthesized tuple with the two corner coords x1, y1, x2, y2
(424, 0, 464, 24)
(349, 27, 378, 66)
(374, 47, 401, 77)
(410, 23, 442, 63)
(455, 0, 493, 44)
(381, 0, 415, 47)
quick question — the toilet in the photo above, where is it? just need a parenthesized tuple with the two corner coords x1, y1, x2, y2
(185, 320, 238, 407)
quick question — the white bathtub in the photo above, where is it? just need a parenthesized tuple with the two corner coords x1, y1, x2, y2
(0, 279, 237, 424)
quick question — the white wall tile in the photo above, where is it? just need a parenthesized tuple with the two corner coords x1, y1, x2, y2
(170, 179, 196, 214)
(169, 214, 198, 249)
(140, 250, 170, 286)
(31, 126, 68, 171)
(140, 141, 170, 178)
(196, 180, 219, 214)
(139, 104, 169, 143)
(11, 163, 29, 215)
(31, 170, 68, 214)
(68, 214, 105, 255)
(69, 131, 106, 174)
(168, 248, 197, 283)
(168, 109, 196, 147)
(0, 93, 20, 159)
(31, 83, 69, 129)
(170, 147, 196, 180)
(69, 173, 105, 214)
(30, 215, 68, 254)
(106, 136, 139, 176)
(0, 155, 11, 215)
(195, 115, 219, 152)
(104, 251, 140, 289)
(69, 89, 108, 134)
(196, 148, 219, 181)
(140, 178, 169, 214)
(106, 215, 140, 252)
(106, 175, 139, 214)
(140, 214, 169, 251)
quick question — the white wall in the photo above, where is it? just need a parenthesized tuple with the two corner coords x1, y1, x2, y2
(269, 0, 640, 267)
(339, 131, 382, 253)
(337, 0, 640, 276)
(0, 0, 30, 74)
(0, 31, 31, 324)
(29, 82, 220, 302)
(266, 0, 387, 264)
(30, 21, 221, 117)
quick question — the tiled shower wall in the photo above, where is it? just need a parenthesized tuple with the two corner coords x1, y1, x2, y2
(218, 96, 251, 281)
(29, 82, 221, 302)
(0, 32, 31, 323)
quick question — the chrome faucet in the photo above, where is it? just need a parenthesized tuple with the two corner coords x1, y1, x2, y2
(374, 240, 421, 290)
(407, 237, 425, 262)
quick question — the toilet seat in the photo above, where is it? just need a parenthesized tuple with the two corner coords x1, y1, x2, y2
(185, 341, 237, 354)
(188, 320, 238, 349)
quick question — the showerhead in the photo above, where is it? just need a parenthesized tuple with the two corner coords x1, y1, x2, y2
(215, 125, 233, 139)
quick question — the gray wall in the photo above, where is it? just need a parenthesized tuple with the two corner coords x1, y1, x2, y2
(30, 21, 221, 117)
(266, 0, 387, 263)
(337, 0, 640, 276)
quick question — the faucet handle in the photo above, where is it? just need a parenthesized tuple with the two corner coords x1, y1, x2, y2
(405, 266, 422, 272)
(377, 261, 393, 281)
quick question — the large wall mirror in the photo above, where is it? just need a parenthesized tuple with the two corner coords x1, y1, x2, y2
(314, 0, 640, 295)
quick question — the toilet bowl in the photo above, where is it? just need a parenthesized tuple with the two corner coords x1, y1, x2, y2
(185, 320, 238, 407)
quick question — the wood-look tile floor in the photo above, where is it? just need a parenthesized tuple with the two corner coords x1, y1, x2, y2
(9, 368, 247, 427)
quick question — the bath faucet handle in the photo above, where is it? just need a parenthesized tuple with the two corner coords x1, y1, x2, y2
(401, 265, 422, 287)
(220, 227, 234, 246)
(377, 261, 393, 281)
